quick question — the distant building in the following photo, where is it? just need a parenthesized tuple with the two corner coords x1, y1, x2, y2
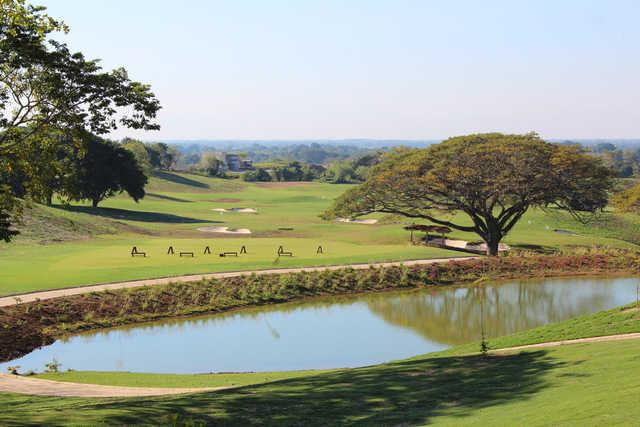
(225, 154, 253, 171)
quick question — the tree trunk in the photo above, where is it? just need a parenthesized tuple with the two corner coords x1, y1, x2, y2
(485, 237, 500, 256)
(92, 198, 100, 208)
(46, 193, 53, 206)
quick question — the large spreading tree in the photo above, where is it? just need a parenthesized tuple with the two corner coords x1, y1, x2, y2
(65, 133, 147, 208)
(324, 133, 614, 255)
(1, 0, 161, 241)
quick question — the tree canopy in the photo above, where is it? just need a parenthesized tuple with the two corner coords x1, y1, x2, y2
(0, 0, 161, 241)
(324, 133, 615, 255)
(65, 133, 147, 208)
(0, 0, 160, 154)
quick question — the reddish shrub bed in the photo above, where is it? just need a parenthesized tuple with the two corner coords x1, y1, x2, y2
(1, 252, 638, 362)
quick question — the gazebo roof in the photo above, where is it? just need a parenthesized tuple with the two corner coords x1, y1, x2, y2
(403, 224, 452, 233)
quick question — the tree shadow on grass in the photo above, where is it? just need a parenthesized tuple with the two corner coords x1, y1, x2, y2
(146, 193, 194, 203)
(5, 350, 565, 426)
(153, 171, 210, 189)
(62, 206, 213, 224)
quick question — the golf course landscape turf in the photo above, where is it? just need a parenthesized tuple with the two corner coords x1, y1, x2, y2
(1, 303, 638, 426)
(1, 171, 637, 295)
(3, 171, 640, 426)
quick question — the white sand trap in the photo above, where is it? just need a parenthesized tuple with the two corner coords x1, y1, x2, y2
(337, 218, 379, 225)
(198, 226, 252, 234)
(211, 207, 257, 213)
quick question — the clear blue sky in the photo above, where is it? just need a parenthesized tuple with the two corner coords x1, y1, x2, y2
(39, 0, 640, 140)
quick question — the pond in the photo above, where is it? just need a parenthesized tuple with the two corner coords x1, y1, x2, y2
(2, 276, 638, 374)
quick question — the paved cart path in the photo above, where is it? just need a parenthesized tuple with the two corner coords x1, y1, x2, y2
(0, 256, 476, 307)
(0, 374, 225, 397)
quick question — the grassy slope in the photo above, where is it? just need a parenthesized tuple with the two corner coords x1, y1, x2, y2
(3, 341, 639, 425)
(1, 171, 638, 295)
(0, 304, 635, 425)
(35, 301, 640, 388)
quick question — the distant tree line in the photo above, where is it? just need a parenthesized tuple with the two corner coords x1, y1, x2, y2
(176, 142, 374, 167)
(242, 154, 382, 183)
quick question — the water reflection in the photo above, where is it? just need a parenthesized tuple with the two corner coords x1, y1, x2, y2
(366, 278, 626, 344)
(1, 276, 637, 373)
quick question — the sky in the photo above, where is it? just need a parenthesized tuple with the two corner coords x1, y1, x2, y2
(38, 0, 640, 141)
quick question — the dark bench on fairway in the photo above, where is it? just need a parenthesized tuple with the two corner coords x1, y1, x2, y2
(179, 251, 194, 257)
(277, 246, 293, 257)
(131, 247, 146, 257)
(220, 251, 238, 257)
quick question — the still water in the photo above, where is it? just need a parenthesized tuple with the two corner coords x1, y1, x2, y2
(2, 276, 638, 373)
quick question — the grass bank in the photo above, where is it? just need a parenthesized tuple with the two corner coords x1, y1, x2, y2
(2, 307, 639, 425)
(2, 251, 638, 363)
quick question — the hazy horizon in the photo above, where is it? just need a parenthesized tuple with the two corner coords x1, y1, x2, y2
(38, 0, 640, 141)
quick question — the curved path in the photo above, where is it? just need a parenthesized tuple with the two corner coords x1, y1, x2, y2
(1, 332, 639, 398)
(490, 332, 640, 353)
(0, 374, 226, 397)
(0, 256, 476, 308)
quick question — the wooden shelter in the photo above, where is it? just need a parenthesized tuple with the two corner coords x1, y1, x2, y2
(403, 224, 452, 243)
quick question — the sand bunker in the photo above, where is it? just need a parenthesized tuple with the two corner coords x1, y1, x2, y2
(212, 207, 257, 213)
(337, 218, 379, 225)
(198, 226, 252, 234)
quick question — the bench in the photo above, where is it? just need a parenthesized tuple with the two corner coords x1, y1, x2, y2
(220, 252, 238, 257)
(317, 245, 324, 254)
(277, 246, 293, 257)
(167, 246, 175, 255)
(179, 252, 194, 257)
(131, 247, 146, 257)
(240, 245, 247, 254)
(204, 246, 211, 255)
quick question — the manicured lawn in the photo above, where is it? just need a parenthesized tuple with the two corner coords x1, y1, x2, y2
(1, 302, 637, 425)
(3, 339, 639, 426)
(1, 172, 637, 295)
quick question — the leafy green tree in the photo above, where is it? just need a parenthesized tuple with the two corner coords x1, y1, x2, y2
(65, 133, 147, 208)
(0, 186, 20, 242)
(121, 138, 152, 175)
(322, 160, 357, 183)
(324, 133, 614, 255)
(0, 0, 160, 240)
(199, 152, 225, 177)
(243, 168, 272, 182)
(611, 183, 640, 214)
(0, 127, 76, 205)
(146, 142, 177, 170)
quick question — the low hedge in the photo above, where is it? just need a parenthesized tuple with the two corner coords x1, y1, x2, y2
(2, 252, 639, 362)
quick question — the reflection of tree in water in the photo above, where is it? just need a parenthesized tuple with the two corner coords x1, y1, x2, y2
(366, 279, 617, 345)
(71, 278, 630, 349)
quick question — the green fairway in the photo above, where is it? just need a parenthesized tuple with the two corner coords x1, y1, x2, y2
(1, 171, 637, 295)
